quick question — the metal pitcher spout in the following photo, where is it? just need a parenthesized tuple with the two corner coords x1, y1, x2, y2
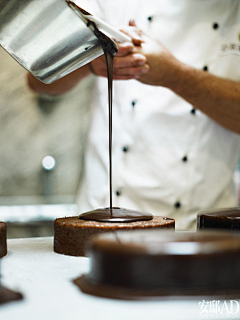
(0, 0, 131, 84)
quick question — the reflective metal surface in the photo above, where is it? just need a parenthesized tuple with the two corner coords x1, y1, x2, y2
(0, 0, 103, 83)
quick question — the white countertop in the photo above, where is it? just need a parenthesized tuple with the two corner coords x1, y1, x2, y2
(0, 237, 237, 320)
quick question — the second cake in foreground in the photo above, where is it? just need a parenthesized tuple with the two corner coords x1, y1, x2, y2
(54, 208, 175, 257)
(75, 230, 240, 299)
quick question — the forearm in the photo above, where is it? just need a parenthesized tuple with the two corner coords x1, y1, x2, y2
(167, 62, 240, 135)
(27, 64, 91, 95)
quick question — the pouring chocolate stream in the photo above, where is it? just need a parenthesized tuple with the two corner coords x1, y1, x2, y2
(67, 1, 153, 222)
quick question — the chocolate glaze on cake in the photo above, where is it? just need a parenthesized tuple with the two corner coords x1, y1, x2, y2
(79, 207, 153, 223)
(197, 207, 240, 232)
(54, 209, 174, 257)
(0, 222, 7, 258)
(74, 230, 240, 300)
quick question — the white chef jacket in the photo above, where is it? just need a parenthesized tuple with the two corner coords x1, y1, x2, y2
(76, 0, 240, 230)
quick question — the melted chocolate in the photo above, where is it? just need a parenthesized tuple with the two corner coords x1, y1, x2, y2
(87, 19, 116, 212)
(67, 0, 118, 56)
(70, 1, 153, 223)
(79, 207, 153, 223)
(67, 1, 92, 16)
(104, 51, 114, 209)
(0, 286, 23, 305)
(197, 208, 240, 232)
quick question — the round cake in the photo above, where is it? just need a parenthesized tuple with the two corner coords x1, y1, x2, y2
(74, 230, 240, 299)
(54, 208, 175, 257)
(0, 221, 7, 258)
(197, 207, 240, 231)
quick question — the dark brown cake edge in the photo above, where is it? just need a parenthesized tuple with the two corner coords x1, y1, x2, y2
(73, 275, 240, 301)
(0, 222, 7, 258)
(0, 286, 23, 305)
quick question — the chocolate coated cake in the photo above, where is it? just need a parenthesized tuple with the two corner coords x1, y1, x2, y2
(197, 207, 240, 231)
(74, 230, 240, 299)
(0, 287, 23, 305)
(54, 208, 175, 257)
(0, 222, 7, 258)
(0, 222, 23, 305)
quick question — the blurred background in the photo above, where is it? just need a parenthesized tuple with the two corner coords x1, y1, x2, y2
(0, 46, 240, 238)
(0, 46, 94, 238)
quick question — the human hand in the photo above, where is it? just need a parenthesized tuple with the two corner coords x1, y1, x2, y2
(120, 21, 181, 87)
(89, 27, 149, 80)
(135, 34, 181, 87)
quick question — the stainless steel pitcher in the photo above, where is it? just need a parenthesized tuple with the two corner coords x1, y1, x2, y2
(0, 0, 129, 84)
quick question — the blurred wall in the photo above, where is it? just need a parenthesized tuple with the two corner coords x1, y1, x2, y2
(0, 47, 94, 204)
(1, 46, 239, 207)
